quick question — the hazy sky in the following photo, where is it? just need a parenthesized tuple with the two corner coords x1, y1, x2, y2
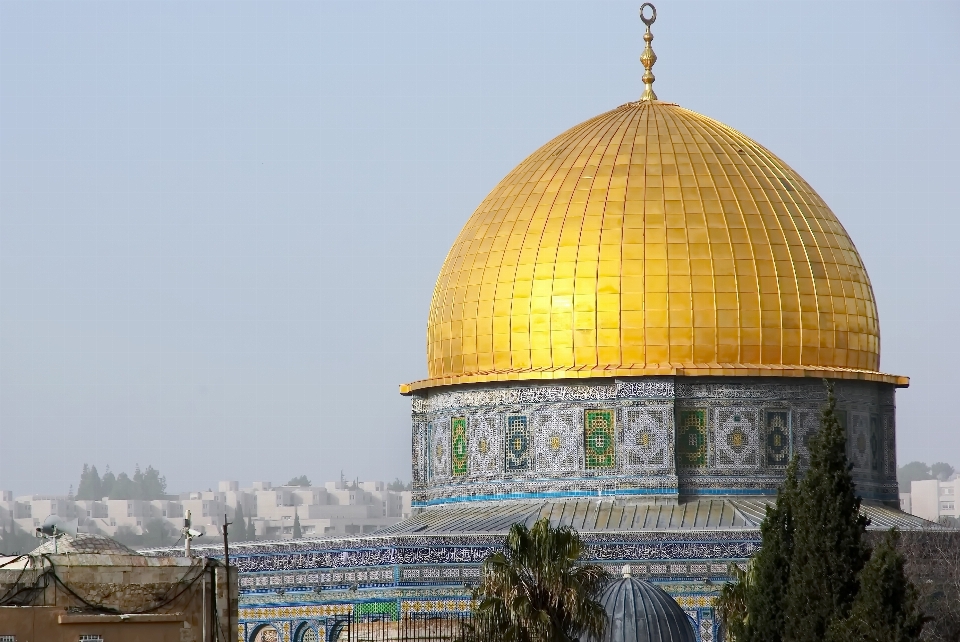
(1, 1, 957, 495)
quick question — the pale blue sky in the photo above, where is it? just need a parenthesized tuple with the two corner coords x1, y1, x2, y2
(1, 1, 957, 494)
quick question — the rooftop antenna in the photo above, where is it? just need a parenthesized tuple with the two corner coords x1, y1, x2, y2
(222, 512, 233, 642)
(639, 3, 658, 101)
(35, 515, 78, 554)
(182, 509, 201, 557)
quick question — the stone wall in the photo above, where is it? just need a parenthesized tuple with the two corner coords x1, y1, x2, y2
(0, 553, 237, 642)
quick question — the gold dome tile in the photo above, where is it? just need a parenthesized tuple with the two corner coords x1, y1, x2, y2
(404, 101, 907, 393)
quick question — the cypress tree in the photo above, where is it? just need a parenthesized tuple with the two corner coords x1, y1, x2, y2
(247, 517, 257, 541)
(785, 382, 870, 642)
(741, 458, 798, 642)
(101, 467, 116, 498)
(293, 511, 302, 539)
(77, 464, 103, 500)
(826, 529, 925, 642)
(141, 466, 167, 499)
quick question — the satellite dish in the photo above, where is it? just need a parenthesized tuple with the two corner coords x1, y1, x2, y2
(36, 515, 78, 538)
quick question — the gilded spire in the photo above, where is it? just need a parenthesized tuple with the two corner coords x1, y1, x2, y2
(639, 3, 658, 101)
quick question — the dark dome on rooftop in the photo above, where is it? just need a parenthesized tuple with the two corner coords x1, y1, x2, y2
(594, 566, 696, 642)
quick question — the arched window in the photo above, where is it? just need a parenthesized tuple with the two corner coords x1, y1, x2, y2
(295, 623, 319, 642)
(251, 624, 279, 642)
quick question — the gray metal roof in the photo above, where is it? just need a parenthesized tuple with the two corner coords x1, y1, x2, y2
(374, 499, 934, 536)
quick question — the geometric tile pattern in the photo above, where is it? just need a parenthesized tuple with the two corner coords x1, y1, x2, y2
(411, 423, 427, 485)
(469, 413, 503, 476)
(505, 415, 531, 472)
(699, 617, 715, 642)
(620, 406, 671, 472)
(401, 600, 472, 615)
(676, 410, 708, 468)
(291, 624, 319, 642)
(451, 417, 467, 477)
(764, 411, 791, 467)
(429, 422, 450, 480)
(584, 409, 616, 469)
(356, 601, 399, 619)
(793, 409, 819, 470)
(849, 412, 870, 471)
(240, 604, 352, 620)
(296, 625, 319, 642)
(534, 409, 581, 473)
(411, 378, 899, 504)
(883, 411, 897, 477)
(713, 408, 760, 469)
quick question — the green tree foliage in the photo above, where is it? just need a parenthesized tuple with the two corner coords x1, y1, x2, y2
(717, 563, 752, 641)
(76, 464, 103, 500)
(139, 466, 167, 498)
(286, 475, 311, 487)
(293, 512, 302, 538)
(898, 461, 932, 492)
(113, 525, 142, 548)
(718, 382, 926, 642)
(729, 459, 799, 642)
(247, 516, 257, 541)
(234, 504, 247, 542)
(101, 467, 116, 497)
(784, 383, 871, 642)
(387, 478, 411, 491)
(826, 529, 926, 642)
(110, 472, 138, 499)
(77, 464, 167, 500)
(463, 518, 608, 642)
(931, 462, 956, 482)
(141, 518, 175, 548)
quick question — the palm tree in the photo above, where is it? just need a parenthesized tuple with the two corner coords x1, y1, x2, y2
(716, 562, 753, 641)
(463, 517, 608, 642)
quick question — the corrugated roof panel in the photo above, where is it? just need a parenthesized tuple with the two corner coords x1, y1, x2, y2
(573, 501, 590, 531)
(377, 499, 938, 536)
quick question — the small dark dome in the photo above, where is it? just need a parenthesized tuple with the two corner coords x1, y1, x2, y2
(594, 566, 696, 642)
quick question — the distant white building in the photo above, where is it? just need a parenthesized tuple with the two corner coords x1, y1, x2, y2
(230, 479, 412, 538)
(0, 480, 412, 544)
(901, 476, 959, 524)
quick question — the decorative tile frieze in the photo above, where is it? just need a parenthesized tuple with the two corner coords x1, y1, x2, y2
(412, 377, 897, 505)
(505, 415, 531, 472)
(619, 405, 672, 472)
(534, 409, 581, 473)
(469, 413, 503, 476)
(849, 412, 870, 471)
(713, 408, 760, 470)
(584, 409, 616, 469)
(677, 409, 708, 468)
(451, 417, 468, 477)
(428, 422, 450, 481)
(764, 411, 790, 467)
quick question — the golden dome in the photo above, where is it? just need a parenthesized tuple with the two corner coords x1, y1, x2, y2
(403, 101, 907, 393)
